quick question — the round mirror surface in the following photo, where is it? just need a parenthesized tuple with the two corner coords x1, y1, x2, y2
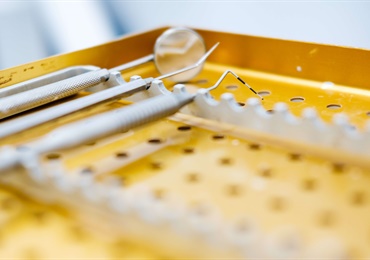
(154, 27, 206, 82)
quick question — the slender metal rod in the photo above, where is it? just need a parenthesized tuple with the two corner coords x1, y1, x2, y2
(156, 43, 219, 80)
(109, 54, 154, 72)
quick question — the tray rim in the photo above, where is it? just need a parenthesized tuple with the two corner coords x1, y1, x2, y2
(1, 25, 370, 90)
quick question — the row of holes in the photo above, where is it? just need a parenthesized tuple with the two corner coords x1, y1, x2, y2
(148, 158, 346, 176)
(45, 126, 348, 172)
(0, 201, 363, 260)
(199, 81, 370, 117)
(76, 156, 346, 185)
(194, 79, 368, 117)
(174, 200, 346, 231)
(226, 88, 346, 110)
(227, 86, 333, 108)
(1, 197, 353, 236)
(290, 97, 343, 110)
(152, 182, 367, 212)
(182, 172, 344, 195)
(46, 130, 347, 172)
(145, 158, 346, 174)
(43, 124, 349, 190)
(0, 175, 366, 217)
(237, 100, 344, 111)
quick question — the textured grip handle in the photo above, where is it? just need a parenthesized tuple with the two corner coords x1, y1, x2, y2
(38, 92, 194, 153)
(0, 66, 99, 98)
(0, 77, 149, 139)
(0, 69, 109, 119)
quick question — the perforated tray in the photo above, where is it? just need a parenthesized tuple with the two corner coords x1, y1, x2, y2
(0, 27, 369, 259)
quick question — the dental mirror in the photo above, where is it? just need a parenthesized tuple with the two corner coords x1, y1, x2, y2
(154, 27, 206, 82)
(111, 27, 207, 82)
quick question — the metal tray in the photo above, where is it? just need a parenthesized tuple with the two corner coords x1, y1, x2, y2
(0, 27, 369, 259)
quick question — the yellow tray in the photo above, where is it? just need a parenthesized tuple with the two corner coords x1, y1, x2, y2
(0, 27, 369, 259)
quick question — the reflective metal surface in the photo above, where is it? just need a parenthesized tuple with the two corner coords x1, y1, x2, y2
(154, 27, 206, 82)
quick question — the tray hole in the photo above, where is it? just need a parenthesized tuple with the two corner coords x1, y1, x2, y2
(152, 189, 165, 200)
(332, 162, 345, 173)
(226, 85, 238, 90)
(347, 125, 356, 131)
(266, 109, 274, 114)
(351, 191, 366, 206)
(219, 157, 232, 165)
(259, 167, 272, 178)
(196, 79, 208, 84)
(303, 179, 317, 191)
(238, 102, 245, 106)
(227, 184, 242, 196)
(270, 197, 286, 211)
(327, 104, 342, 110)
(115, 152, 128, 159)
(258, 90, 271, 97)
(148, 138, 163, 144)
(183, 147, 195, 154)
(150, 162, 162, 170)
(318, 211, 334, 227)
(366, 111, 370, 117)
(186, 173, 200, 183)
(117, 176, 127, 186)
(70, 225, 88, 240)
(32, 210, 49, 223)
(46, 153, 61, 160)
(290, 97, 305, 103)
(81, 167, 94, 174)
(235, 220, 253, 233)
(289, 153, 302, 161)
(105, 177, 125, 187)
(177, 125, 192, 131)
(231, 139, 240, 146)
(85, 141, 96, 146)
(212, 134, 225, 140)
(249, 143, 261, 150)
(1, 197, 18, 210)
(191, 203, 209, 216)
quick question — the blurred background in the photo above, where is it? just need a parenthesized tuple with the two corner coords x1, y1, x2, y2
(1, 1, 370, 70)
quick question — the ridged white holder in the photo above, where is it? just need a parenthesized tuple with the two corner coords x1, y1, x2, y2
(126, 79, 370, 155)
(190, 91, 370, 155)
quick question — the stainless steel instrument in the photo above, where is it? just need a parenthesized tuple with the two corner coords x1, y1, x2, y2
(0, 27, 207, 119)
(0, 43, 219, 139)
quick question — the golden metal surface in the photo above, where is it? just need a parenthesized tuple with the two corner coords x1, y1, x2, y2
(0, 27, 370, 258)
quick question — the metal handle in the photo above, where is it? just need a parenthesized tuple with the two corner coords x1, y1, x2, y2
(0, 76, 151, 139)
(109, 54, 154, 72)
(36, 92, 194, 153)
(0, 66, 99, 98)
(0, 69, 110, 119)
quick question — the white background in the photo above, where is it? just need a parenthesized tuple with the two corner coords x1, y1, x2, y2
(1, 1, 370, 69)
